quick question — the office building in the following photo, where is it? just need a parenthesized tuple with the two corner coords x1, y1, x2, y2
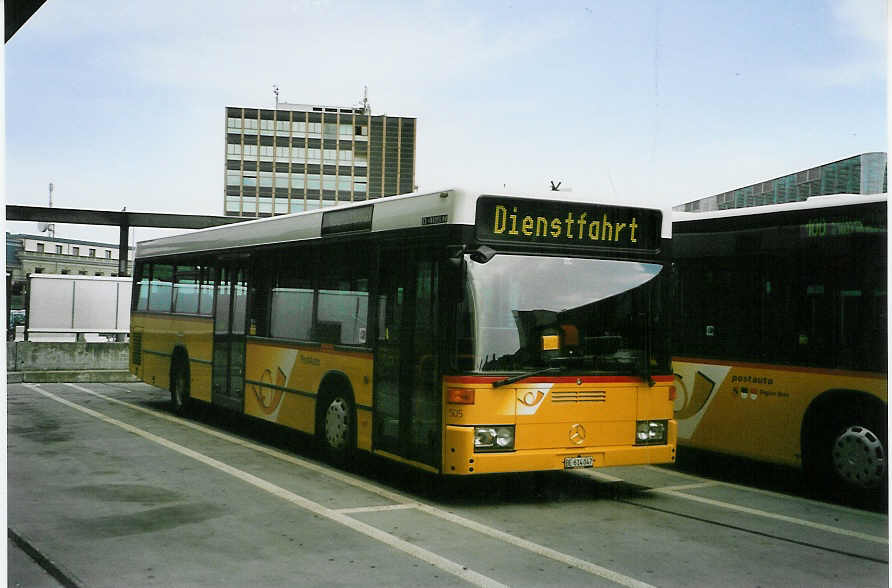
(224, 103, 416, 217)
(675, 152, 888, 212)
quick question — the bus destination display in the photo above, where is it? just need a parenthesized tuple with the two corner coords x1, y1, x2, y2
(475, 196, 661, 251)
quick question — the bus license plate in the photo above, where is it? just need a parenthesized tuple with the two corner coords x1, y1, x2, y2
(564, 456, 593, 469)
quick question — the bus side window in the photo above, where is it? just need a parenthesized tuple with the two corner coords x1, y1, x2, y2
(316, 246, 369, 345)
(270, 249, 313, 341)
(134, 263, 150, 312)
(148, 264, 174, 314)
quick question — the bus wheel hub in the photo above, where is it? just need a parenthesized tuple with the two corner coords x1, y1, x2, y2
(832, 425, 886, 488)
(325, 398, 349, 449)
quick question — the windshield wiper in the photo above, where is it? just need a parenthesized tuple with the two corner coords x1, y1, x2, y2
(492, 367, 562, 388)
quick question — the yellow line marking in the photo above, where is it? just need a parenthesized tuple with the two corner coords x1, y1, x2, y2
(25, 385, 505, 588)
(67, 383, 656, 588)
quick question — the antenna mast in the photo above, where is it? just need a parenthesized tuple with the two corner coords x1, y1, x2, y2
(362, 85, 370, 114)
(273, 84, 280, 109)
(47, 182, 55, 239)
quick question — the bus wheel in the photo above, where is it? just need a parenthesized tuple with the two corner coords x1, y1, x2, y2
(831, 420, 886, 491)
(321, 394, 354, 460)
(808, 402, 887, 501)
(170, 360, 191, 416)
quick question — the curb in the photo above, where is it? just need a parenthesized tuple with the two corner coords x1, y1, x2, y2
(8, 527, 85, 588)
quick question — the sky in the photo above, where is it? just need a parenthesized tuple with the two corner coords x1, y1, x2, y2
(3, 0, 888, 243)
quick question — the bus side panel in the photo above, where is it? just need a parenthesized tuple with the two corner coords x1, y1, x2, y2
(674, 358, 888, 466)
(130, 313, 214, 402)
(243, 341, 374, 450)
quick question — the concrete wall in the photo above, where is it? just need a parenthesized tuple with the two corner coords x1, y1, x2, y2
(9, 341, 130, 372)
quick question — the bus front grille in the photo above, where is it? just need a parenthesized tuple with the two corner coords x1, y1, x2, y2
(551, 390, 607, 403)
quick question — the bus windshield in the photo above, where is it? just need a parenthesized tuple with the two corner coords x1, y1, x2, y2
(457, 255, 669, 375)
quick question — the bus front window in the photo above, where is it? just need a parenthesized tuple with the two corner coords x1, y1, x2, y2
(457, 255, 669, 376)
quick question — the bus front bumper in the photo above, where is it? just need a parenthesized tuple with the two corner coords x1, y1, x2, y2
(443, 424, 677, 475)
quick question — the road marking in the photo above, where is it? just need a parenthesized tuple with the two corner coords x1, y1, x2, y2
(335, 504, 417, 514)
(574, 469, 625, 483)
(649, 489, 887, 545)
(649, 482, 721, 492)
(642, 465, 889, 521)
(25, 384, 506, 588)
(67, 383, 657, 588)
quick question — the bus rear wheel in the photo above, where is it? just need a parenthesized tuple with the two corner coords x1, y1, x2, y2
(320, 394, 354, 462)
(170, 360, 191, 416)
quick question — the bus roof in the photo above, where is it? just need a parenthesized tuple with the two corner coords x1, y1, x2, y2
(673, 193, 887, 225)
(136, 188, 672, 259)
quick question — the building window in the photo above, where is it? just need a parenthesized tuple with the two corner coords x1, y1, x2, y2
(55, 245, 63, 254)
(61, 270, 70, 275)
(323, 149, 337, 163)
(36, 243, 44, 253)
(355, 125, 368, 136)
(227, 117, 241, 130)
(95, 272, 103, 276)
(34, 267, 44, 274)
(105, 250, 112, 259)
(89, 248, 96, 257)
(79, 271, 88, 275)
(72, 246, 79, 256)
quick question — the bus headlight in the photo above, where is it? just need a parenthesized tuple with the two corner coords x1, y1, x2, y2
(636, 420, 667, 445)
(474, 426, 515, 451)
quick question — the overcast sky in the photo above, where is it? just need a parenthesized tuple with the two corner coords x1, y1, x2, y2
(4, 0, 887, 243)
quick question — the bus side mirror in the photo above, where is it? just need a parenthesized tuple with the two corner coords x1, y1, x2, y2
(441, 249, 466, 304)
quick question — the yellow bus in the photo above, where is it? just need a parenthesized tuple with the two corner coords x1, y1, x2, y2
(130, 188, 676, 475)
(672, 194, 887, 497)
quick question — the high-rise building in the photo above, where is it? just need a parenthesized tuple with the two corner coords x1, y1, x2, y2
(224, 103, 416, 217)
(674, 152, 888, 212)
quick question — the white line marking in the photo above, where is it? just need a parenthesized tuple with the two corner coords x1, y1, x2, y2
(573, 469, 625, 483)
(650, 489, 887, 545)
(642, 465, 889, 521)
(71, 383, 656, 588)
(25, 384, 506, 588)
(335, 504, 417, 514)
(649, 482, 721, 492)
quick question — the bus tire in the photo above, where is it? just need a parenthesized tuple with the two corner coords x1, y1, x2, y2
(805, 396, 887, 501)
(318, 388, 355, 463)
(170, 356, 191, 416)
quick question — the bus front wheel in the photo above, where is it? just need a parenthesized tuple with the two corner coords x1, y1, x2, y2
(806, 401, 887, 501)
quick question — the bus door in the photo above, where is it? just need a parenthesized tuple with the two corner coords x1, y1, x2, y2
(374, 247, 441, 469)
(212, 263, 248, 411)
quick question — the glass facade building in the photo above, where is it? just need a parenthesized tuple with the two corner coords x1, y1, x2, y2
(224, 103, 416, 217)
(675, 152, 888, 212)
